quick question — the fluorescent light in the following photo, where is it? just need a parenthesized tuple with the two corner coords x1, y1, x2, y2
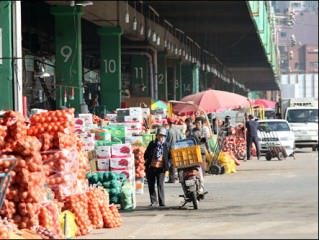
(125, 12, 130, 24)
(133, 17, 137, 30)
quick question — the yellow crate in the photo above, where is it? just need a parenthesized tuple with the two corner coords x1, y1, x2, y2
(171, 145, 203, 168)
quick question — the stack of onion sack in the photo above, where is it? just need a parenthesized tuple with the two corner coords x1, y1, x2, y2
(0, 111, 27, 153)
(63, 193, 93, 236)
(41, 149, 79, 201)
(28, 109, 77, 150)
(0, 219, 10, 239)
(86, 172, 128, 204)
(96, 188, 122, 229)
(38, 201, 63, 238)
(33, 108, 89, 201)
(133, 146, 146, 178)
(86, 187, 104, 229)
(0, 136, 50, 230)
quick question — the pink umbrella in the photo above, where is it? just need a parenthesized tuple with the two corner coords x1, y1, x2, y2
(252, 99, 276, 109)
(173, 89, 250, 115)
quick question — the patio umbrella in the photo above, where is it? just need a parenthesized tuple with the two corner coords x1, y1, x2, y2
(251, 98, 276, 109)
(173, 89, 250, 115)
(151, 100, 168, 111)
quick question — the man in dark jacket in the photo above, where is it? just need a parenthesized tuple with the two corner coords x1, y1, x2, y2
(144, 127, 169, 207)
(245, 114, 260, 160)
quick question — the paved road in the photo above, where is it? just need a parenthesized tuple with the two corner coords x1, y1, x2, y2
(83, 149, 318, 239)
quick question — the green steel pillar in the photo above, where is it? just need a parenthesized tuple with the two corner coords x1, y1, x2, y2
(181, 64, 193, 97)
(157, 52, 167, 101)
(199, 69, 207, 91)
(207, 73, 213, 89)
(192, 64, 199, 93)
(0, 1, 13, 109)
(175, 61, 182, 100)
(181, 64, 199, 97)
(167, 67, 174, 100)
(51, 6, 83, 113)
(130, 55, 149, 97)
(97, 27, 123, 112)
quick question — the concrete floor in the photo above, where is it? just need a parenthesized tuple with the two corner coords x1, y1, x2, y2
(82, 148, 318, 239)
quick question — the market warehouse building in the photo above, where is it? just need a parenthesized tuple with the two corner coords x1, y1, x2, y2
(0, 1, 280, 114)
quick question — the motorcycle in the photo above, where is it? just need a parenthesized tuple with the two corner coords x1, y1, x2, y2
(178, 165, 207, 210)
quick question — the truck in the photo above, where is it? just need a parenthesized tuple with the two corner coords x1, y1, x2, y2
(280, 98, 318, 151)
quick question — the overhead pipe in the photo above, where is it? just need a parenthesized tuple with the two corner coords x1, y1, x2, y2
(122, 51, 154, 99)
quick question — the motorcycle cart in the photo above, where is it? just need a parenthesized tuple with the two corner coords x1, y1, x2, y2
(258, 126, 287, 161)
(171, 138, 207, 210)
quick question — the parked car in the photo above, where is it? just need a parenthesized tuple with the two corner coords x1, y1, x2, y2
(257, 119, 295, 157)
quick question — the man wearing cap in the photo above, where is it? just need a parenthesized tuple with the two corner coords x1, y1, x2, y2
(166, 118, 184, 183)
(144, 127, 170, 207)
(245, 114, 260, 160)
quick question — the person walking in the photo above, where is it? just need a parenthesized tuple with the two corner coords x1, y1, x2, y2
(166, 118, 184, 183)
(144, 127, 169, 207)
(245, 114, 260, 160)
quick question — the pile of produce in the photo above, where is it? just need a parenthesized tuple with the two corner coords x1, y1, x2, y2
(0, 135, 51, 230)
(219, 124, 246, 161)
(86, 172, 128, 204)
(63, 193, 92, 236)
(133, 146, 146, 178)
(0, 111, 27, 153)
(0, 109, 123, 237)
(0, 219, 10, 239)
(221, 136, 246, 160)
(38, 202, 62, 238)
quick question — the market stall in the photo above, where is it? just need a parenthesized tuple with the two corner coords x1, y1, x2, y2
(0, 108, 151, 238)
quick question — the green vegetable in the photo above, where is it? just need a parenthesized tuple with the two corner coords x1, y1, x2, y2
(103, 172, 110, 182)
(110, 188, 118, 195)
(110, 180, 120, 188)
(91, 174, 99, 184)
(102, 182, 111, 189)
(97, 172, 104, 182)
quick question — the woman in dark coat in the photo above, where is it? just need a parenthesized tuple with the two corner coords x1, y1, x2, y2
(144, 127, 170, 207)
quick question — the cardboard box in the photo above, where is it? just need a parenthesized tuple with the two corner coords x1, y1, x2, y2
(129, 107, 143, 117)
(96, 159, 110, 171)
(135, 178, 144, 195)
(93, 129, 111, 141)
(125, 136, 144, 145)
(104, 125, 127, 142)
(96, 146, 111, 158)
(75, 118, 85, 131)
(105, 114, 117, 121)
(78, 113, 93, 126)
(142, 108, 150, 118)
(124, 115, 143, 123)
(110, 156, 134, 169)
(83, 144, 95, 152)
(111, 168, 134, 182)
(126, 128, 144, 136)
(116, 108, 130, 116)
(111, 143, 132, 157)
